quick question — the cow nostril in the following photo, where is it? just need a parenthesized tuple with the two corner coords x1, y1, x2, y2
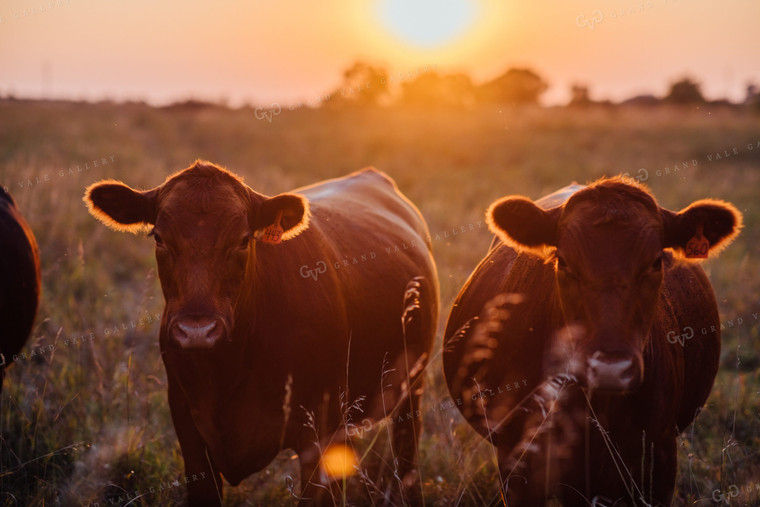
(586, 351, 640, 391)
(178, 321, 216, 335)
(589, 351, 633, 369)
(172, 317, 224, 349)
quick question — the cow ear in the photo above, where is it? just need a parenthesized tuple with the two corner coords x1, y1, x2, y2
(486, 196, 560, 257)
(255, 193, 310, 242)
(84, 180, 158, 233)
(661, 199, 742, 260)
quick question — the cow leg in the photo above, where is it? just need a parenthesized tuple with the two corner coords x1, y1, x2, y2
(388, 391, 422, 506)
(168, 384, 223, 506)
(296, 447, 337, 506)
(499, 380, 588, 505)
(386, 277, 433, 506)
(623, 433, 677, 506)
(498, 445, 525, 504)
(498, 416, 545, 505)
(650, 436, 677, 506)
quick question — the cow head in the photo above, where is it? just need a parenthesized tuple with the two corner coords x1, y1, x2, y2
(486, 178, 741, 391)
(84, 160, 309, 350)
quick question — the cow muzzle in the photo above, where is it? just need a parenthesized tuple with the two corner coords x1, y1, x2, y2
(586, 351, 642, 391)
(170, 315, 226, 349)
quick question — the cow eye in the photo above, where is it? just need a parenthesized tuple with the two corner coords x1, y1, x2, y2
(238, 235, 251, 250)
(651, 255, 663, 271)
(556, 255, 568, 270)
(149, 230, 164, 247)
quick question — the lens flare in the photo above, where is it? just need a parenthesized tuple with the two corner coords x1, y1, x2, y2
(320, 444, 358, 480)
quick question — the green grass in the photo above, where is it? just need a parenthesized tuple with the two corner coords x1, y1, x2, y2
(1, 99, 758, 505)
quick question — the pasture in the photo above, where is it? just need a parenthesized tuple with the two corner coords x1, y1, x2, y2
(1, 99, 759, 505)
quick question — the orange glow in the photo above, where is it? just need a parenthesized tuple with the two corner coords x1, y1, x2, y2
(351, 0, 514, 69)
(320, 444, 358, 480)
(0, 0, 757, 105)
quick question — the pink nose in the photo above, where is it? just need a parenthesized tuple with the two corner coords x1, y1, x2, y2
(171, 316, 223, 349)
(586, 351, 641, 391)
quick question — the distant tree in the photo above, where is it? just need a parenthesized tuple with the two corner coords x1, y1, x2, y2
(477, 68, 548, 104)
(400, 72, 475, 107)
(746, 82, 760, 110)
(325, 61, 389, 107)
(665, 77, 705, 104)
(620, 94, 661, 107)
(568, 84, 592, 106)
(747, 83, 758, 100)
(161, 98, 219, 111)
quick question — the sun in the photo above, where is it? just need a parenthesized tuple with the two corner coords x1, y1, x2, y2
(376, 0, 478, 49)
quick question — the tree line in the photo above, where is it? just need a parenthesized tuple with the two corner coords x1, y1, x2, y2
(319, 61, 760, 109)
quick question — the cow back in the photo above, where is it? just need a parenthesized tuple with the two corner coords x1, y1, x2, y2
(0, 191, 40, 368)
(251, 169, 438, 414)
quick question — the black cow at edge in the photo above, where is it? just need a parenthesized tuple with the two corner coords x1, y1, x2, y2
(0, 190, 40, 393)
(84, 160, 439, 506)
(444, 177, 742, 506)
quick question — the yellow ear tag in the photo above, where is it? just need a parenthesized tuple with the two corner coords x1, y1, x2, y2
(261, 210, 284, 244)
(685, 224, 709, 259)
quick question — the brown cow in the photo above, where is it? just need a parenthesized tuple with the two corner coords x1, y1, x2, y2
(444, 177, 741, 506)
(0, 189, 40, 393)
(84, 160, 439, 505)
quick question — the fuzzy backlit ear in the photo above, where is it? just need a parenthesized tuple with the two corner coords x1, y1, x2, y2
(84, 180, 158, 233)
(661, 198, 743, 260)
(255, 193, 310, 242)
(486, 196, 561, 258)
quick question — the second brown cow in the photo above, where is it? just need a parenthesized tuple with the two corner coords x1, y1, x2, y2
(444, 177, 741, 506)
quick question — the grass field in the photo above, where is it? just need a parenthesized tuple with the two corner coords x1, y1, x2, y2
(1, 99, 759, 505)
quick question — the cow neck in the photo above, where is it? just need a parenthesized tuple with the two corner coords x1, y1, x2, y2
(230, 238, 293, 421)
(518, 254, 563, 341)
(544, 269, 565, 365)
(231, 238, 284, 365)
(233, 238, 260, 336)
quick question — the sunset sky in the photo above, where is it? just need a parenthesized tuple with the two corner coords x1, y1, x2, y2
(1, 0, 758, 106)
